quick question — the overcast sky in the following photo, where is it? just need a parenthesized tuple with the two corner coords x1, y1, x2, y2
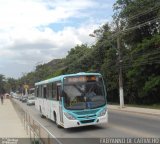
(0, 0, 116, 78)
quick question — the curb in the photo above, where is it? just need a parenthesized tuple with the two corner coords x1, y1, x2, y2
(108, 106, 160, 116)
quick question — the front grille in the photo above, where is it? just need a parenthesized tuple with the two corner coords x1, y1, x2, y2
(78, 114, 96, 118)
(74, 109, 99, 115)
(80, 119, 95, 124)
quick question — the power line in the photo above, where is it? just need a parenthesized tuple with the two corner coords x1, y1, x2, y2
(111, 17, 160, 39)
(122, 57, 160, 68)
(103, 50, 160, 71)
(127, 15, 159, 28)
(90, 3, 160, 42)
(101, 48, 160, 68)
(123, 59, 160, 66)
(123, 17, 160, 32)
(126, 4, 160, 22)
(123, 48, 160, 61)
(122, 61, 160, 70)
(122, 53, 160, 67)
(90, 5, 160, 73)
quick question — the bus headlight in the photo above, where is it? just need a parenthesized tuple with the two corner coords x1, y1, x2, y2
(98, 107, 107, 117)
(64, 112, 76, 120)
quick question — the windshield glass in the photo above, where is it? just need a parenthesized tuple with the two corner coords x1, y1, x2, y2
(63, 75, 106, 110)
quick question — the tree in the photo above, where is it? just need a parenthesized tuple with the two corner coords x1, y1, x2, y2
(4, 78, 17, 93)
(113, 0, 160, 104)
(0, 74, 6, 94)
(65, 44, 92, 73)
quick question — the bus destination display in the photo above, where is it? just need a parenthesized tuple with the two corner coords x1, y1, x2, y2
(64, 76, 97, 83)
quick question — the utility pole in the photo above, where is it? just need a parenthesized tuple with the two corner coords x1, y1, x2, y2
(116, 20, 124, 108)
(89, 21, 124, 108)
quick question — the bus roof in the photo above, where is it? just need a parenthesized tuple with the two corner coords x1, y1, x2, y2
(35, 72, 101, 86)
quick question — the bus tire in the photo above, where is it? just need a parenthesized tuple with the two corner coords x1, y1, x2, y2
(40, 107, 45, 118)
(54, 112, 61, 128)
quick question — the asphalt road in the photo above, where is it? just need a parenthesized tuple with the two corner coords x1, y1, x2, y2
(13, 99, 160, 144)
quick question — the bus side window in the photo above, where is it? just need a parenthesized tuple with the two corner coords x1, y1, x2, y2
(57, 85, 61, 101)
(52, 82, 57, 100)
(39, 85, 42, 98)
(46, 84, 49, 99)
(36, 87, 39, 97)
(48, 83, 52, 99)
(43, 85, 47, 98)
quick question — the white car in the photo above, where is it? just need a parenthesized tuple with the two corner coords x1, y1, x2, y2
(27, 96, 36, 105)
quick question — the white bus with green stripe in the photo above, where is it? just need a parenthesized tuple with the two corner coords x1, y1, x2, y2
(35, 72, 108, 128)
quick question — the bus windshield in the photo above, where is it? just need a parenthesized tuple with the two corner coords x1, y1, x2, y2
(63, 75, 106, 110)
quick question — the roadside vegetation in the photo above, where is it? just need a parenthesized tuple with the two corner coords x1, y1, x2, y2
(0, 0, 160, 106)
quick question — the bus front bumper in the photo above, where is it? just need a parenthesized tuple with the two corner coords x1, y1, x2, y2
(63, 111, 108, 128)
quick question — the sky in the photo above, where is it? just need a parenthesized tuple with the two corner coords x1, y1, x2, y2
(0, 0, 116, 78)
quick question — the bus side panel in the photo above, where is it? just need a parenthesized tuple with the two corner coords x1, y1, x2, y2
(35, 98, 43, 114)
(50, 100, 54, 121)
(39, 98, 44, 114)
(45, 99, 51, 118)
(44, 99, 48, 117)
(35, 97, 39, 110)
(50, 100, 60, 122)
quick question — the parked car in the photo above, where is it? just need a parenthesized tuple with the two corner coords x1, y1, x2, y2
(21, 95, 28, 103)
(11, 92, 18, 99)
(27, 96, 36, 105)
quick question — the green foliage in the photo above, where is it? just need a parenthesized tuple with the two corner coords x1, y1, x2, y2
(3, 0, 160, 105)
(143, 76, 160, 93)
(114, 0, 160, 104)
(65, 44, 93, 73)
(0, 74, 5, 94)
(47, 69, 64, 79)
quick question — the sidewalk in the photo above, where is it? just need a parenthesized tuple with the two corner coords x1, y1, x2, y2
(108, 104, 160, 116)
(0, 99, 28, 138)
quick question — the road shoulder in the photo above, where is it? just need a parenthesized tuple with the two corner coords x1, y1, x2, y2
(108, 105, 160, 116)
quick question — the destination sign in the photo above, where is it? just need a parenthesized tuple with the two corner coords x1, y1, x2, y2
(64, 76, 97, 83)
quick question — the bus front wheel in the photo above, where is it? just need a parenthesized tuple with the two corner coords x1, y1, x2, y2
(54, 112, 61, 128)
(40, 107, 45, 118)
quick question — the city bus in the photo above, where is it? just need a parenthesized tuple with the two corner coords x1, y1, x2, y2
(35, 72, 108, 128)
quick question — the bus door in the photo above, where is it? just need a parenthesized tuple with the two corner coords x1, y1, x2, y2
(43, 85, 47, 114)
(57, 84, 63, 124)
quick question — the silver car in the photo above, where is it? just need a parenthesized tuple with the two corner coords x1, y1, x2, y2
(27, 96, 36, 105)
